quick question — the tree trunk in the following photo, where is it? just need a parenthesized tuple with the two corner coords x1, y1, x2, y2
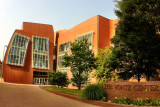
(138, 78, 140, 82)
(78, 85, 81, 90)
(138, 74, 141, 82)
(78, 73, 81, 90)
(147, 76, 150, 81)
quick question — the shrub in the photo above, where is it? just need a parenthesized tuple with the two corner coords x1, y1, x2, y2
(133, 98, 155, 106)
(155, 98, 160, 106)
(113, 97, 132, 105)
(81, 84, 107, 101)
(144, 99, 155, 106)
(133, 98, 145, 106)
(113, 97, 160, 106)
(113, 97, 123, 104)
(48, 72, 69, 87)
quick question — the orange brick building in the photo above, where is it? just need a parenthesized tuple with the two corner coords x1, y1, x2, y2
(3, 22, 54, 84)
(55, 15, 118, 84)
(3, 15, 118, 84)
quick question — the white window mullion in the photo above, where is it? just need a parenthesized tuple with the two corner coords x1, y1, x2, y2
(32, 36, 49, 69)
(7, 33, 29, 66)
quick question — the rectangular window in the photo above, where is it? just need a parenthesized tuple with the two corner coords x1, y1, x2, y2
(7, 34, 29, 66)
(57, 41, 70, 72)
(77, 31, 94, 50)
(32, 36, 49, 69)
(59, 42, 69, 53)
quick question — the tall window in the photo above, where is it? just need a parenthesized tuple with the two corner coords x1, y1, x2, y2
(57, 41, 70, 72)
(77, 31, 94, 50)
(7, 34, 29, 66)
(32, 36, 49, 69)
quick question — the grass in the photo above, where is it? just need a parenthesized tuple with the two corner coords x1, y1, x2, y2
(43, 86, 82, 97)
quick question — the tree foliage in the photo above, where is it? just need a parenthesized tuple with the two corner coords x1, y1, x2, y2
(71, 72, 88, 87)
(110, 0, 160, 82)
(48, 72, 69, 87)
(94, 47, 117, 83)
(62, 38, 97, 90)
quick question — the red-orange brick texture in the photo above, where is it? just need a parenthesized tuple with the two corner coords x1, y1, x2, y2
(3, 22, 54, 84)
(56, 15, 118, 86)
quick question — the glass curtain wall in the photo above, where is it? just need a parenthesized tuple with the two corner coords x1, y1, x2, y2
(57, 41, 70, 72)
(32, 36, 49, 69)
(7, 34, 29, 66)
(77, 31, 94, 50)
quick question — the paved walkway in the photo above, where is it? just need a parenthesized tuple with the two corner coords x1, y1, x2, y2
(0, 83, 100, 107)
(0, 77, 4, 83)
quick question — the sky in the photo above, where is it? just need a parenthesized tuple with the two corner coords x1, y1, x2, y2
(0, 0, 117, 60)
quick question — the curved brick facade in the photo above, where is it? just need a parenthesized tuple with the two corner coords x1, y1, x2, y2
(3, 22, 54, 84)
(3, 15, 118, 85)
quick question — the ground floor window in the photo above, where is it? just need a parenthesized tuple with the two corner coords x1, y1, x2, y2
(33, 71, 48, 85)
(33, 78, 48, 85)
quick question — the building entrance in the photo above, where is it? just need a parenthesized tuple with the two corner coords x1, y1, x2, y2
(33, 71, 48, 85)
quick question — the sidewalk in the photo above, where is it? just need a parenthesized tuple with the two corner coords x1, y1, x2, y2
(0, 77, 4, 83)
(0, 77, 51, 87)
(0, 83, 99, 107)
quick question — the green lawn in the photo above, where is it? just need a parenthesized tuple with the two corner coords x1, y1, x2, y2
(43, 86, 82, 97)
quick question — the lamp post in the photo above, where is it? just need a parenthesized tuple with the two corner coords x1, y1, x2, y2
(1, 45, 8, 83)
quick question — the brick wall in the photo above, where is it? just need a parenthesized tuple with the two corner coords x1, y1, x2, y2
(103, 81, 160, 100)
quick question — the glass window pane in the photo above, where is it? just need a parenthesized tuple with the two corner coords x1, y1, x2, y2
(57, 41, 70, 71)
(32, 36, 49, 69)
(7, 34, 29, 66)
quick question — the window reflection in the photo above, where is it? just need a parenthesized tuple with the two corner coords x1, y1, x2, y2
(7, 34, 29, 66)
(32, 36, 49, 69)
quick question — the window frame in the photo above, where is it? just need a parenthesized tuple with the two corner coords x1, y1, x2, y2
(32, 36, 50, 70)
(57, 41, 70, 72)
(76, 31, 94, 50)
(6, 33, 29, 66)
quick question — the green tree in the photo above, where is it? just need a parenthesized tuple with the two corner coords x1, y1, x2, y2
(62, 38, 97, 90)
(48, 72, 69, 87)
(71, 72, 88, 88)
(110, 0, 160, 82)
(94, 47, 117, 83)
